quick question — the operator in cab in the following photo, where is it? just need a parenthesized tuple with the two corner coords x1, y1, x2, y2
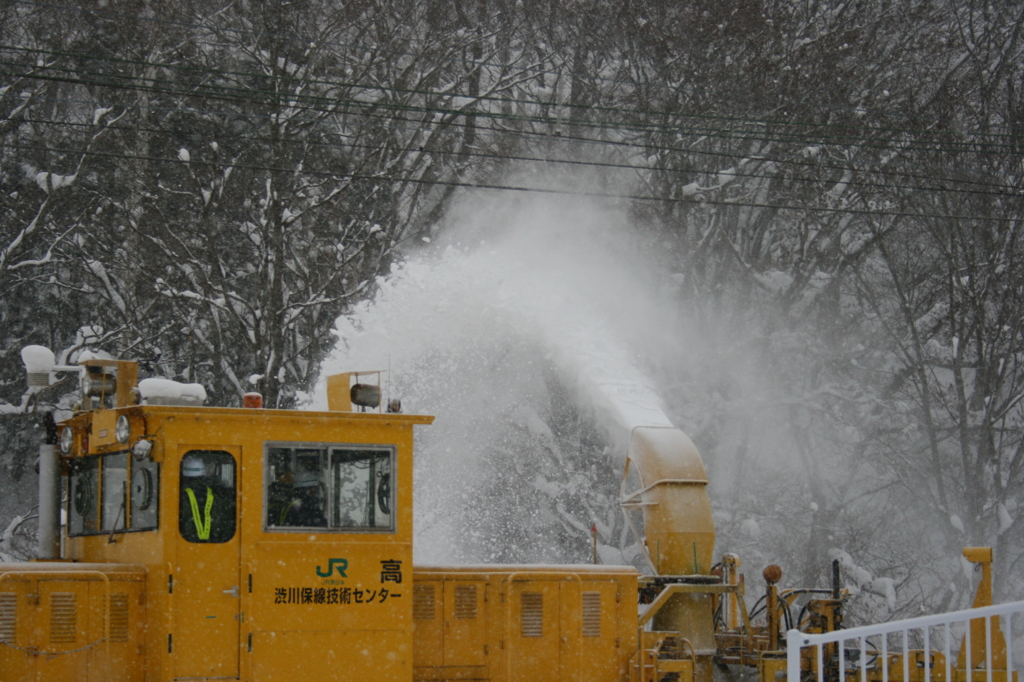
(179, 452, 237, 543)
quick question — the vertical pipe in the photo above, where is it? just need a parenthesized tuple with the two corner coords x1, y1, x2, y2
(839, 636, 846, 682)
(924, 627, 931, 682)
(37, 411, 61, 560)
(860, 637, 867, 682)
(883, 630, 889, 682)
(985, 617, 992, 682)
(966, 619, 973, 678)
(625, 427, 716, 682)
(724, 554, 741, 630)
(945, 623, 951, 682)
(903, 630, 910, 682)
(767, 583, 779, 650)
(1008, 614, 1014, 681)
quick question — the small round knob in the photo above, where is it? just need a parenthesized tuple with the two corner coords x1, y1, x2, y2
(763, 564, 783, 585)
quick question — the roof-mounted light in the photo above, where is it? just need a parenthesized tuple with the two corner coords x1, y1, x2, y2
(21, 345, 80, 388)
(22, 345, 55, 387)
(350, 383, 381, 409)
(82, 369, 117, 397)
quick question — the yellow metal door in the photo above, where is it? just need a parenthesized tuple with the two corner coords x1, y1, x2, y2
(412, 581, 444, 667)
(511, 580, 560, 682)
(444, 580, 487, 667)
(0, 578, 33, 682)
(36, 580, 92, 682)
(578, 581, 620, 682)
(174, 447, 241, 679)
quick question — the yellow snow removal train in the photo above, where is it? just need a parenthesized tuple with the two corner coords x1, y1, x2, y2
(0, 352, 1015, 681)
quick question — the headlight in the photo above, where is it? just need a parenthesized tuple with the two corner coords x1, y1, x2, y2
(60, 427, 74, 454)
(116, 415, 131, 444)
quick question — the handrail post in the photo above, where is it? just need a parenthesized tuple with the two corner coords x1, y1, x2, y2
(787, 628, 805, 682)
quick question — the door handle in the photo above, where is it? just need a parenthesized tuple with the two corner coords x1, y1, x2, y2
(223, 586, 239, 598)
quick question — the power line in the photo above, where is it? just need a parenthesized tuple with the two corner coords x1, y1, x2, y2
(7, 54, 1024, 181)
(7, 60, 1022, 195)
(10, 110, 1023, 202)
(6, 2, 1022, 146)
(5, 140, 1022, 223)
(3, 44, 1023, 155)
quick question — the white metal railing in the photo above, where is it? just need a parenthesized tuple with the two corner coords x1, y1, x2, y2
(787, 600, 1024, 682)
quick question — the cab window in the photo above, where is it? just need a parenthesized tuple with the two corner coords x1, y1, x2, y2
(179, 450, 236, 543)
(69, 456, 101, 535)
(100, 453, 128, 533)
(69, 452, 157, 536)
(130, 459, 159, 530)
(265, 444, 394, 533)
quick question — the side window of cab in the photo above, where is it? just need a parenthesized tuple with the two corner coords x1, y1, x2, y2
(265, 443, 394, 533)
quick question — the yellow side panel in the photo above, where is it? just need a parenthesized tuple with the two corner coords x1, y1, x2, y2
(85, 580, 145, 682)
(91, 410, 118, 449)
(248, 541, 411, 632)
(35, 581, 91, 682)
(0, 568, 146, 682)
(0, 580, 33, 682)
(510, 580, 562, 682)
(413, 580, 444, 667)
(251, 630, 410, 681)
(412, 566, 638, 682)
(578, 580, 624, 682)
(444, 580, 487, 667)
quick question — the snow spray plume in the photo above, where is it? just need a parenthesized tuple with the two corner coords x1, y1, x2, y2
(312, 181, 683, 564)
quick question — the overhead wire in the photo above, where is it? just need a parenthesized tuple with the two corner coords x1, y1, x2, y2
(5, 64, 1022, 202)
(2, 25, 1022, 219)
(9, 108, 1024, 202)
(5, 1, 1023, 146)
(3, 44, 1024, 155)
(3, 51, 1023, 191)
(5, 139, 1021, 224)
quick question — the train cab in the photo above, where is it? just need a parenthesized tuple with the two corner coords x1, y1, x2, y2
(0, 356, 431, 682)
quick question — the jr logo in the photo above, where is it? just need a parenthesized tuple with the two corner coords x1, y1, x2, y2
(316, 558, 348, 578)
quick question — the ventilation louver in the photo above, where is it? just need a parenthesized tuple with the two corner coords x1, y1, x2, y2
(50, 593, 77, 644)
(582, 591, 601, 637)
(109, 593, 129, 642)
(454, 584, 477, 619)
(413, 584, 435, 620)
(0, 593, 15, 643)
(520, 591, 543, 637)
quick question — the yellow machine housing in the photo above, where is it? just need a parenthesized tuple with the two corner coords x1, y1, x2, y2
(0, 563, 146, 681)
(412, 565, 638, 682)
(1, 355, 1017, 682)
